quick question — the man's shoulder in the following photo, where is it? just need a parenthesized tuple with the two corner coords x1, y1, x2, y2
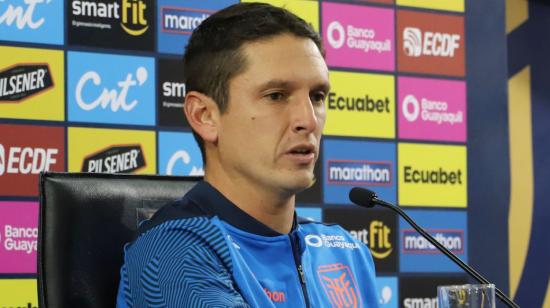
(137, 196, 210, 236)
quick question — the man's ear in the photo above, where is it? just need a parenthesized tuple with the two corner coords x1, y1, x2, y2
(183, 91, 220, 143)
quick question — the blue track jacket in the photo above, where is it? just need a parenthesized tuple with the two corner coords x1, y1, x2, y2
(117, 181, 379, 307)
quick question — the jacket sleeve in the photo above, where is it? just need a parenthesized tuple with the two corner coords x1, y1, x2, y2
(119, 222, 250, 308)
(139, 245, 249, 307)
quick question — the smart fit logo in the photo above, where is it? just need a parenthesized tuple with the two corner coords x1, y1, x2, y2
(120, 0, 148, 36)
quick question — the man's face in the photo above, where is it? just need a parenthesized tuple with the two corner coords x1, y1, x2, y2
(216, 33, 329, 196)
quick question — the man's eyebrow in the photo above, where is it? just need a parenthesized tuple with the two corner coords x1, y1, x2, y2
(256, 79, 331, 93)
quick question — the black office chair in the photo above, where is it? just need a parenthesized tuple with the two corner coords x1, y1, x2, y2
(38, 172, 200, 308)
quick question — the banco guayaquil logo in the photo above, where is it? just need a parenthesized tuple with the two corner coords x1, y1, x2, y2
(69, 0, 154, 50)
(0, 64, 53, 102)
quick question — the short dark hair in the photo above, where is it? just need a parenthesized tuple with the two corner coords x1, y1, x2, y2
(182, 2, 324, 163)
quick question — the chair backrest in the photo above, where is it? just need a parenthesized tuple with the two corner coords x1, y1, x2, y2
(38, 172, 200, 308)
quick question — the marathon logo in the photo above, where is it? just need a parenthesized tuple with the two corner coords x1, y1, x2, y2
(82, 144, 145, 173)
(403, 297, 437, 308)
(328, 160, 392, 186)
(328, 92, 390, 113)
(0, 64, 53, 102)
(2, 225, 38, 255)
(0, 144, 58, 176)
(403, 166, 463, 185)
(403, 27, 461, 58)
(403, 229, 464, 254)
(161, 7, 212, 35)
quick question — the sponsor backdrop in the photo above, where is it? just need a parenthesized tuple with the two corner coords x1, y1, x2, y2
(0, 0, 547, 307)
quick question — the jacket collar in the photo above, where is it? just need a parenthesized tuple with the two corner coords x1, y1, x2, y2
(186, 181, 297, 237)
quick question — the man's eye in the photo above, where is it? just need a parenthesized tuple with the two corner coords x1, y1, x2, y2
(311, 93, 326, 104)
(267, 92, 285, 101)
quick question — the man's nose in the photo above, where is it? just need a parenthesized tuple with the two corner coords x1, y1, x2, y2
(291, 95, 319, 134)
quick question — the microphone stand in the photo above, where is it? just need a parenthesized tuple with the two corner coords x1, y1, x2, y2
(359, 195, 519, 308)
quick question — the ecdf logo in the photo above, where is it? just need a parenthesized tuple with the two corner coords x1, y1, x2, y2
(0, 144, 58, 176)
(403, 229, 464, 254)
(0, 64, 54, 102)
(403, 27, 460, 58)
(327, 20, 391, 54)
(328, 160, 392, 186)
(75, 66, 148, 112)
(161, 7, 211, 34)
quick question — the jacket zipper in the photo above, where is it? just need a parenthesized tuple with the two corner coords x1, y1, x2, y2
(289, 233, 311, 308)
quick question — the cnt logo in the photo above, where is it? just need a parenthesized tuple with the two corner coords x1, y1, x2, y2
(72, 0, 149, 36)
(403, 229, 464, 254)
(0, 63, 54, 102)
(75, 66, 147, 112)
(166, 150, 204, 176)
(81, 144, 146, 173)
(161, 7, 212, 35)
(402, 94, 464, 125)
(403, 27, 460, 58)
(327, 20, 391, 54)
(378, 285, 392, 305)
(0, 144, 58, 176)
(0, 0, 51, 30)
(328, 160, 392, 186)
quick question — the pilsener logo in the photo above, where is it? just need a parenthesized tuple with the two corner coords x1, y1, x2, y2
(328, 160, 392, 186)
(0, 64, 53, 102)
(0, 144, 58, 176)
(75, 66, 148, 112)
(403, 27, 460, 58)
(161, 7, 211, 34)
(403, 229, 464, 254)
(81, 144, 145, 173)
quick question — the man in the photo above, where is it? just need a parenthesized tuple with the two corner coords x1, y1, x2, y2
(117, 3, 379, 307)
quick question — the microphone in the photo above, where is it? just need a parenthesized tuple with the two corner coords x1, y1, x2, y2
(349, 187, 519, 308)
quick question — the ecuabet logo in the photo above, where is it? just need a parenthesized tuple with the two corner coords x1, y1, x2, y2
(317, 263, 361, 308)
(68, 52, 155, 125)
(403, 229, 464, 254)
(322, 2, 394, 71)
(328, 160, 392, 186)
(0, 64, 54, 102)
(0, 0, 63, 44)
(81, 144, 145, 173)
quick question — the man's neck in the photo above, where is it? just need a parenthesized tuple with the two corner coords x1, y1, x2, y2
(204, 173, 296, 234)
